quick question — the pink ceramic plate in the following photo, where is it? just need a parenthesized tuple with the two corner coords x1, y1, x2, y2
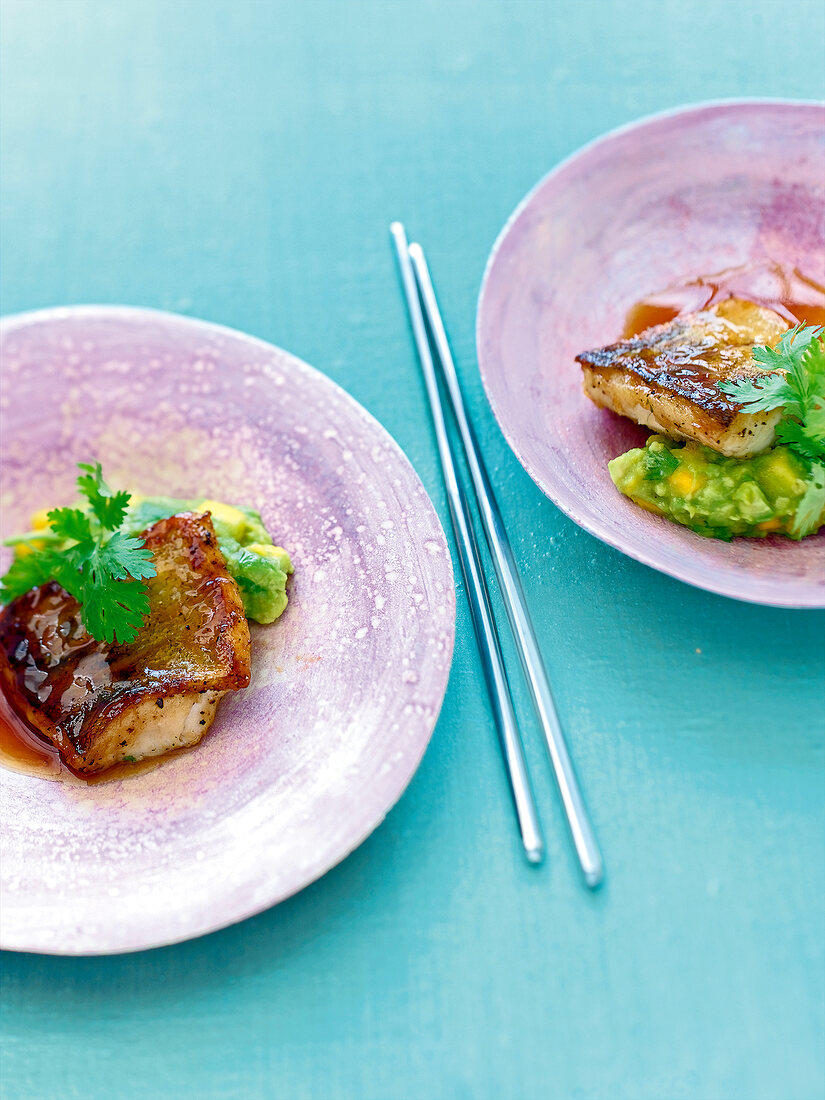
(0, 307, 455, 954)
(478, 100, 825, 608)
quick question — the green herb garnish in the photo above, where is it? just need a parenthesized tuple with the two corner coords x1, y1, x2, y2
(719, 325, 825, 537)
(0, 463, 157, 644)
(643, 444, 680, 481)
(790, 462, 825, 540)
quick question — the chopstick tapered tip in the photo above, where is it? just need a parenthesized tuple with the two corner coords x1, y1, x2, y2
(583, 863, 605, 890)
(389, 221, 406, 238)
(525, 844, 544, 866)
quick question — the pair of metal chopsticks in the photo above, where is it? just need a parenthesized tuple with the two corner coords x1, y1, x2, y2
(390, 222, 604, 888)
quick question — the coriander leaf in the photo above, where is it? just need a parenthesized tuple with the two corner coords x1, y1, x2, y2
(47, 507, 93, 544)
(805, 400, 825, 443)
(721, 324, 824, 418)
(80, 574, 152, 645)
(76, 461, 107, 498)
(96, 531, 157, 582)
(0, 552, 57, 603)
(718, 372, 793, 413)
(720, 326, 825, 479)
(62, 533, 155, 644)
(803, 338, 825, 386)
(791, 462, 825, 539)
(752, 323, 823, 372)
(644, 447, 680, 480)
(784, 330, 825, 416)
(775, 419, 825, 463)
(76, 462, 130, 530)
(55, 536, 154, 645)
(46, 542, 91, 604)
(93, 489, 131, 532)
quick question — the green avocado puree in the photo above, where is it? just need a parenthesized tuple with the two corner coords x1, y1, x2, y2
(124, 496, 292, 623)
(609, 436, 825, 540)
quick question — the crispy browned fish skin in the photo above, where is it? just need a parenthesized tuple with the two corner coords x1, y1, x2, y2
(577, 299, 789, 457)
(0, 512, 251, 774)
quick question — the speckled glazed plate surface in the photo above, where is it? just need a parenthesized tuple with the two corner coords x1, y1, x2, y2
(478, 100, 825, 608)
(0, 307, 455, 954)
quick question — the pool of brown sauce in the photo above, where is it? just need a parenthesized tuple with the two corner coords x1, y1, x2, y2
(623, 260, 825, 338)
(0, 690, 194, 784)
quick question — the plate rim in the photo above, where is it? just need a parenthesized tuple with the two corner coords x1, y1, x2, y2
(476, 97, 825, 610)
(0, 304, 457, 954)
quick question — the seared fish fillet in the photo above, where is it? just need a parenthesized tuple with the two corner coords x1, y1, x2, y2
(0, 512, 251, 774)
(577, 299, 789, 457)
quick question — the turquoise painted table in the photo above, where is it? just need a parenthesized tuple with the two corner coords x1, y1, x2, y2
(1, 2, 824, 1098)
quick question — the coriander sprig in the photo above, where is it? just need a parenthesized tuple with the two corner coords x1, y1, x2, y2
(719, 324, 825, 459)
(0, 463, 157, 644)
(719, 324, 825, 537)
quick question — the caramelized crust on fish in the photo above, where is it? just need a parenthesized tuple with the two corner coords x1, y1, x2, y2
(0, 512, 251, 773)
(577, 299, 789, 457)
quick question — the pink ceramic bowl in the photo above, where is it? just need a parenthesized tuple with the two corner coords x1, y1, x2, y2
(0, 307, 455, 954)
(478, 100, 825, 608)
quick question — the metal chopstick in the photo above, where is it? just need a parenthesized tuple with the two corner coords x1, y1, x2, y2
(408, 242, 604, 889)
(390, 222, 544, 865)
